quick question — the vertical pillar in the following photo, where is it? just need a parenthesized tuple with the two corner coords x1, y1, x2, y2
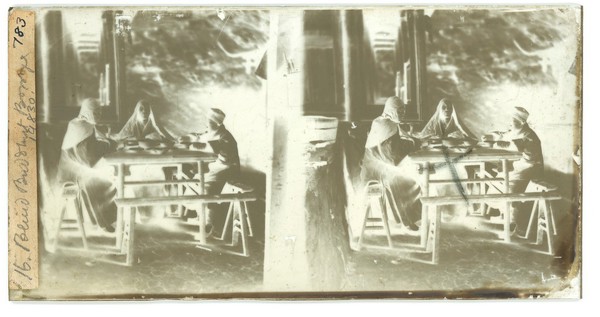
(264, 9, 350, 292)
(398, 9, 428, 121)
(263, 10, 311, 291)
(38, 11, 65, 122)
(336, 10, 368, 122)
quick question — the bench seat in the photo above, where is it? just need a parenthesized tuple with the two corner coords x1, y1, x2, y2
(115, 192, 257, 208)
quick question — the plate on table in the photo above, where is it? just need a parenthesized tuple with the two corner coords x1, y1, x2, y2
(477, 141, 494, 148)
(153, 141, 171, 149)
(450, 146, 471, 153)
(423, 143, 444, 151)
(173, 143, 189, 150)
(442, 139, 462, 147)
(123, 146, 143, 153)
(423, 138, 442, 146)
(124, 139, 139, 148)
(147, 148, 168, 155)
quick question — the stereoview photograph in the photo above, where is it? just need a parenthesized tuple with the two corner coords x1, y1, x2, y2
(7, 5, 581, 300)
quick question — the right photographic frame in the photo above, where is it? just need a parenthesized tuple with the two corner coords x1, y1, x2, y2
(264, 5, 581, 298)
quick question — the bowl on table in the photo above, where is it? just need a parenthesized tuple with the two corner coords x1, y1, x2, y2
(178, 135, 195, 144)
(189, 142, 206, 151)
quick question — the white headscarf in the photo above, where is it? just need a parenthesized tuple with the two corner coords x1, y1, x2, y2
(61, 98, 101, 150)
(418, 98, 475, 140)
(208, 108, 226, 126)
(114, 100, 172, 141)
(365, 97, 413, 148)
(513, 106, 529, 124)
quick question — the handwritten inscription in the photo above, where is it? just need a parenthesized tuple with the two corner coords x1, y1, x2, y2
(10, 53, 36, 287)
(8, 10, 38, 291)
(13, 199, 33, 281)
(13, 54, 36, 195)
(13, 17, 27, 47)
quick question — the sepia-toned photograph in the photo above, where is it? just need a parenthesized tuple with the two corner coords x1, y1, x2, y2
(7, 4, 582, 300)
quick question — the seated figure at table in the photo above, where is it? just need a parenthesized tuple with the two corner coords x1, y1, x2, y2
(113, 99, 174, 221)
(360, 96, 421, 230)
(418, 98, 479, 220)
(418, 98, 476, 140)
(58, 98, 118, 232)
(483, 106, 544, 234)
(179, 108, 241, 236)
(113, 100, 173, 141)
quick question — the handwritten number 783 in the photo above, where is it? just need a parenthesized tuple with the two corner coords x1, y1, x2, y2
(12, 17, 26, 48)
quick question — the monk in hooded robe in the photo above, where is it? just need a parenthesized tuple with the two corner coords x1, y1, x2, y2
(58, 98, 117, 232)
(418, 98, 478, 220)
(113, 100, 173, 141)
(113, 100, 174, 221)
(418, 98, 476, 140)
(359, 97, 421, 231)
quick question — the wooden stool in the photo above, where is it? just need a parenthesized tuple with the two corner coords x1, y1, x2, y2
(219, 182, 254, 256)
(357, 180, 394, 250)
(525, 180, 558, 254)
(54, 182, 89, 251)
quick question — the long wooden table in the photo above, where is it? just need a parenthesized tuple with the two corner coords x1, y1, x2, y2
(104, 148, 217, 265)
(409, 147, 523, 247)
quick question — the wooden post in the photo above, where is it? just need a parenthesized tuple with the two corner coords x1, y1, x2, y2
(264, 10, 350, 292)
(124, 207, 136, 266)
(412, 10, 427, 120)
(502, 159, 511, 243)
(336, 10, 367, 121)
(113, 11, 127, 122)
(431, 205, 441, 264)
(115, 163, 125, 249)
(198, 160, 206, 244)
(398, 10, 428, 121)
(38, 11, 66, 122)
(420, 162, 430, 248)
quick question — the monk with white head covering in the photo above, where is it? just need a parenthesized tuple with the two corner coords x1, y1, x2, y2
(113, 100, 173, 141)
(419, 98, 476, 140)
(113, 100, 176, 222)
(483, 106, 544, 234)
(359, 97, 421, 230)
(58, 98, 117, 232)
(178, 107, 240, 236)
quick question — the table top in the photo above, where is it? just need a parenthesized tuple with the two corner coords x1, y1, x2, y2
(409, 147, 522, 163)
(104, 148, 217, 165)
